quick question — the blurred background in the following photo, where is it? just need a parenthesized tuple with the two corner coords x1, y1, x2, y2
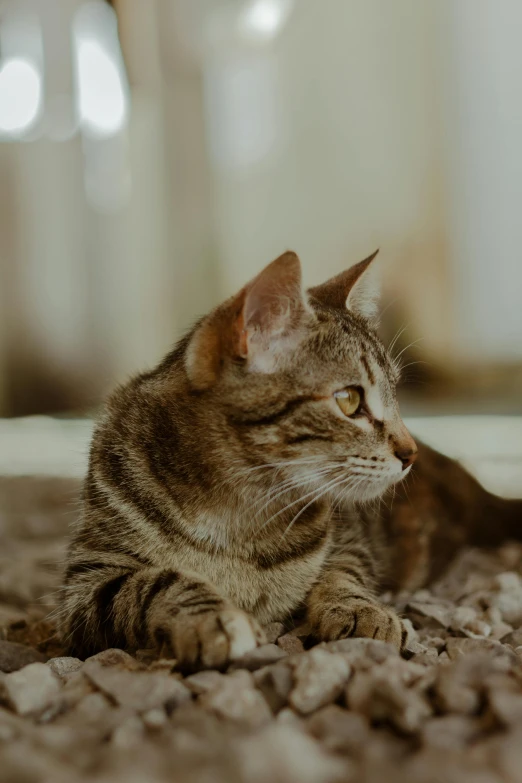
(1, 0, 521, 419)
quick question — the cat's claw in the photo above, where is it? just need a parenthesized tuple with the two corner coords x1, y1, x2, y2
(168, 608, 266, 671)
(318, 599, 403, 651)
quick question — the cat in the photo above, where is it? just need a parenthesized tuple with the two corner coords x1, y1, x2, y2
(60, 250, 522, 669)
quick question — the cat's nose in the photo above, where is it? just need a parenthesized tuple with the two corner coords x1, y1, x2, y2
(394, 444, 418, 470)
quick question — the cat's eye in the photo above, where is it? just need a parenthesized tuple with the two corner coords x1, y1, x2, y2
(334, 387, 362, 417)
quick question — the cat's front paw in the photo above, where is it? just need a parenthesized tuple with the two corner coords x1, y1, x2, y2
(316, 599, 404, 650)
(169, 608, 266, 671)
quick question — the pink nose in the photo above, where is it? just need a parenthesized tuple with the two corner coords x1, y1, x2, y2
(394, 444, 418, 470)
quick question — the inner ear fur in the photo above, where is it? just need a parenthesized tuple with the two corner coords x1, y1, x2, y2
(308, 249, 380, 319)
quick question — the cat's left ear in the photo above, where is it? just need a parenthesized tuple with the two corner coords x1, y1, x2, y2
(308, 249, 380, 320)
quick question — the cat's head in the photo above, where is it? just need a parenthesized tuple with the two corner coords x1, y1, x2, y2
(184, 251, 416, 502)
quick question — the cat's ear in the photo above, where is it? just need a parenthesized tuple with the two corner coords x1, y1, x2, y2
(185, 251, 309, 388)
(308, 249, 380, 320)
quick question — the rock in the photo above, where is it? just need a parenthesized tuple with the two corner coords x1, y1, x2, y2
(407, 601, 451, 628)
(84, 662, 191, 713)
(307, 704, 369, 755)
(47, 657, 83, 680)
(184, 670, 227, 695)
(488, 688, 522, 726)
(0, 641, 45, 673)
(229, 643, 287, 671)
(346, 669, 431, 734)
(448, 606, 478, 632)
(434, 654, 498, 715)
(288, 648, 351, 715)
(422, 714, 480, 750)
(199, 670, 272, 727)
(84, 648, 140, 670)
(263, 622, 286, 644)
(142, 708, 167, 730)
(491, 572, 522, 624)
(501, 628, 522, 648)
(322, 637, 398, 667)
(277, 634, 304, 655)
(445, 637, 517, 665)
(112, 715, 145, 749)
(1, 662, 61, 716)
(234, 723, 348, 783)
(254, 662, 294, 713)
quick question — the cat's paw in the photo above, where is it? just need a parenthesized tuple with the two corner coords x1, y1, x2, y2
(317, 599, 404, 650)
(169, 608, 266, 671)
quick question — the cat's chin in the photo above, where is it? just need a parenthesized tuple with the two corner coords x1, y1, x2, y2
(342, 467, 410, 503)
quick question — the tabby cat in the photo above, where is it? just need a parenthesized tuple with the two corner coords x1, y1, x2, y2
(61, 251, 522, 668)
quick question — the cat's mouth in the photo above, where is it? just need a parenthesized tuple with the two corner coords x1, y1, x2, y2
(334, 462, 411, 502)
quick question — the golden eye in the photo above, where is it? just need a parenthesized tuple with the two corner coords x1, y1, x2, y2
(335, 387, 361, 417)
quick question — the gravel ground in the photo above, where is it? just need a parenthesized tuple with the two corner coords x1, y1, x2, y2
(2, 476, 522, 783)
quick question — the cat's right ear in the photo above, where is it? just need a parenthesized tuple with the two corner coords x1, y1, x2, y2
(185, 251, 309, 389)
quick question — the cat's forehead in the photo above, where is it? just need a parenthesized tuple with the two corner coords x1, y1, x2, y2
(298, 307, 398, 392)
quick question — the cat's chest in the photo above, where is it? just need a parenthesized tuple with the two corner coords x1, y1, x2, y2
(164, 523, 331, 624)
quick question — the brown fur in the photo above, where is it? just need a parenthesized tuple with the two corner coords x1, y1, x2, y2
(59, 251, 522, 667)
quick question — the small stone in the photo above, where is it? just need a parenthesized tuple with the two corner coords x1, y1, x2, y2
(254, 662, 294, 713)
(322, 637, 398, 667)
(407, 602, 451, 628)
(84, 662, 191, 713)
(501, 629, 522, 648)
(289, 648, 351, 715)
(410, 649, 439, 666)
(275, 706, 305, 728)
(277, 634, 304, 655)
(46, 657, 83, 680)
(199, 669, 272, 727)
(346, 669, 431, 734)
(264, 622, 286, 643)
(449, 606, 478, 632)
(0, 641, 45, 673)
(228, 643, 287, 671)
(111, 715, 145, 749)
(184, 670, 226, 695)
(422, 715, 480, 750)
(434, 654, 501, 715)
(488, 688, 522, 726)
(234, 723, 348, 783)
(84, 648, 140, 670)
(142, 708, 167, 729)
(445, 637, 517, 664)
(307, 704, 369, 755)
(1, 663, 61, 716)
(463, 620, 492, 639)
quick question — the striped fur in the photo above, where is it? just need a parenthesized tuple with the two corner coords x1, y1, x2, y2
(60, 251, 521, 666)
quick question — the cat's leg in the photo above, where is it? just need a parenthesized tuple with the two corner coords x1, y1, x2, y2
(62, 558, 265, 668)
(306, 569, 404, 649)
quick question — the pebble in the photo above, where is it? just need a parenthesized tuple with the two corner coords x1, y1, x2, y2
(1, 662, 61, 716)
(228, 643, 287, 672)
(199, 670, 272, 728)
(277, 634, 305, 655)
(47, 657, 83, 680)
(288, 648, 351, 715)
(263, 622, 286, 644)
(84, 662, 191, 713)
(0, 641, 45, 673)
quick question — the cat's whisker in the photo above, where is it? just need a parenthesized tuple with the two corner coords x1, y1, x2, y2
(394, 337, 424, 364)
(280, 474, 358, 540)
(388, 324, 409, 355)
(249, 468, 332, 520)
